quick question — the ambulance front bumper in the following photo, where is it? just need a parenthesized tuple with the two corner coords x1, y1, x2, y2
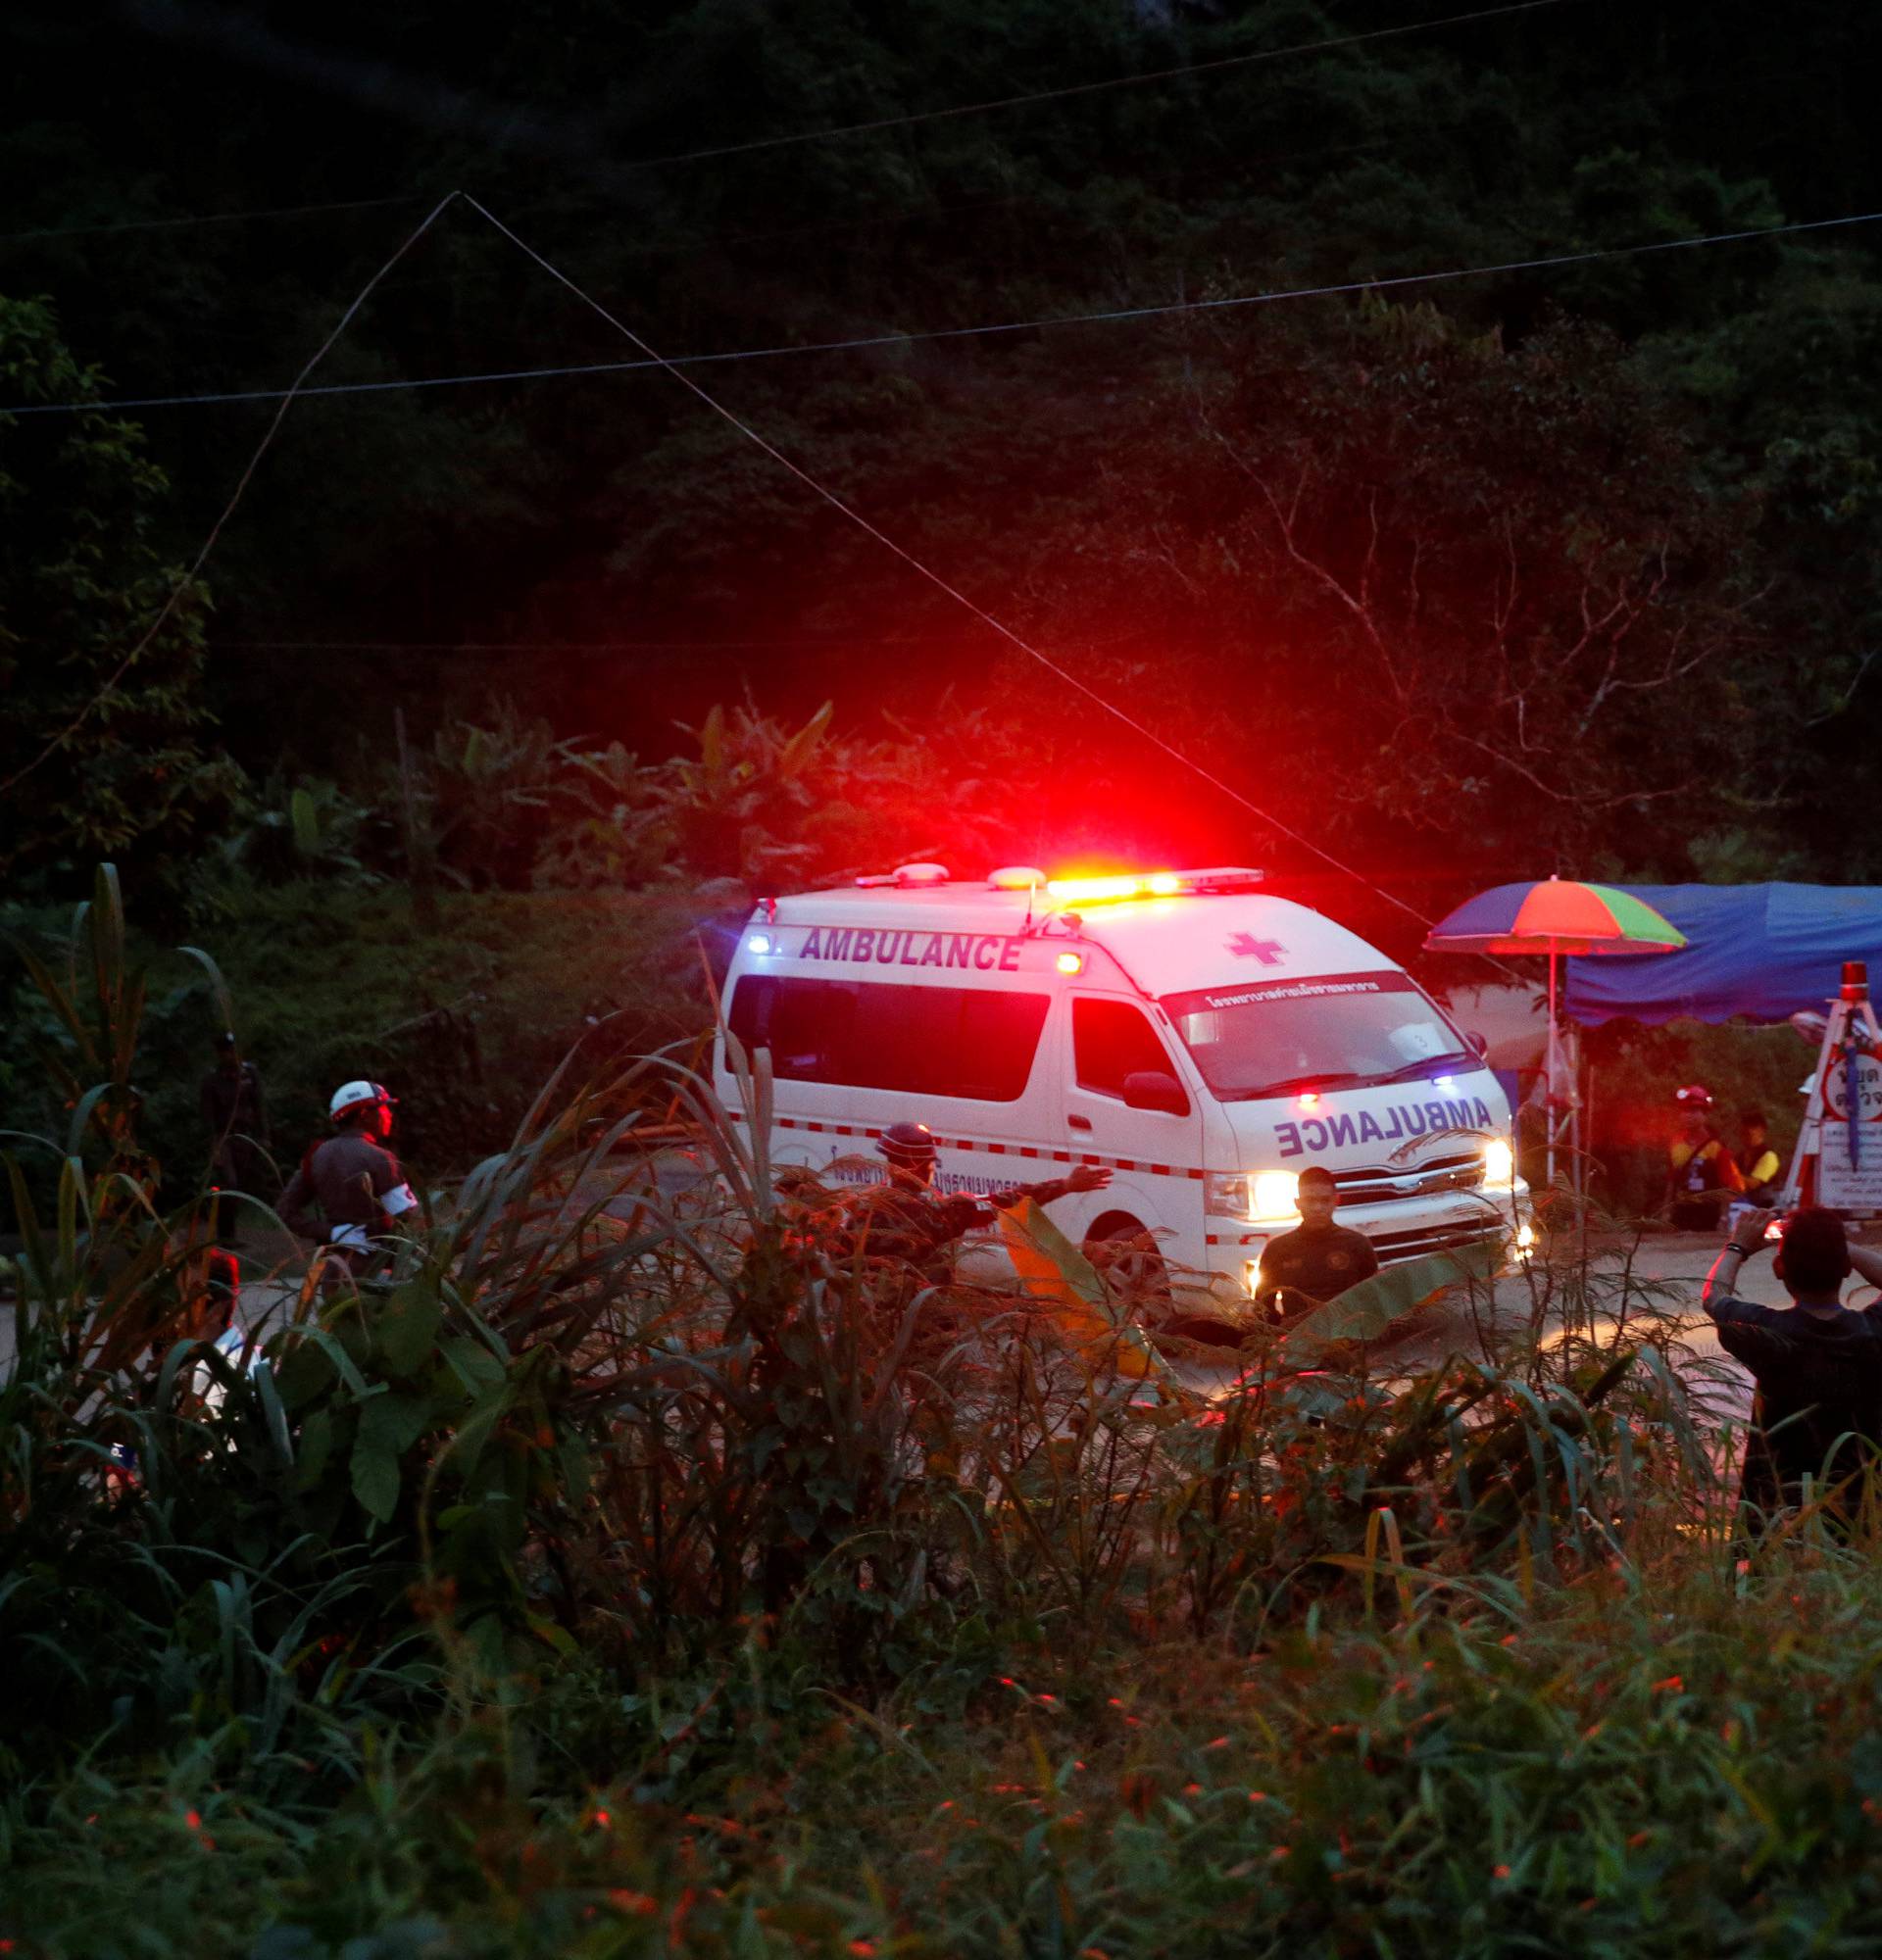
(1228, 1182, 1530, 1296)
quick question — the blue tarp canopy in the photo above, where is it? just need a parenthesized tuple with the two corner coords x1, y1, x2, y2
(1563, 885, 1882, 1026)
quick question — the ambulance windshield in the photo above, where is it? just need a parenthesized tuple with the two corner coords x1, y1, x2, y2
(1161, 970, 1477, 1102)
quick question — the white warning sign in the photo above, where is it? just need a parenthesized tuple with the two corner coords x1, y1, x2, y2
(1815, 1121, 1882, 1209)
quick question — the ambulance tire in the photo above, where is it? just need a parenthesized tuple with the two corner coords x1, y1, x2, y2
(1083, 1213, 1169, 1302)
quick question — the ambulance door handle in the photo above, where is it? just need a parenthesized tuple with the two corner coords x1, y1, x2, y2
(1067, 1114, 1093, 1131)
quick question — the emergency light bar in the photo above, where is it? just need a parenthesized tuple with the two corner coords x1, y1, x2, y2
(1044, 866, 1265, 905)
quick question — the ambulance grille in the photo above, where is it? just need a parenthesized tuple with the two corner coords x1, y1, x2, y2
(1332, 1151, 1485, 1206)
(1367, 1220, 1506, 1266)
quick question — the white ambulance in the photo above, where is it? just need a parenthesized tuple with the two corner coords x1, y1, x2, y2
(712, 863, 1527, 1295)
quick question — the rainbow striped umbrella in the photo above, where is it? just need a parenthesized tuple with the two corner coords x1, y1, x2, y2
(1424, 878, 1687, 1183)
(1422, 877, 1688, 957)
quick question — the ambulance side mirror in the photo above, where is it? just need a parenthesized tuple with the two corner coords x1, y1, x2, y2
(1123, 1070, 1189, 1116)
(1467, 1031, 1489, 1057)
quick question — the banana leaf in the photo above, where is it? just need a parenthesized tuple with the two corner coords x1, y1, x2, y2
(1289, 1237, 1503, 1350)
(996, 1199, 1161, 1378)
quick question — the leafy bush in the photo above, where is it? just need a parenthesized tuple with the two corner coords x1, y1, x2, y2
(9, 866, 1882, 1958)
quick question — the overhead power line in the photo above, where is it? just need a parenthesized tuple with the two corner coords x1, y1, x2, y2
(0, 192, 423, 248)
(210, 634, 1132, 652)
(458, 194, 1452, 934)
(11, 204, 1880, 419)
(616, 0, 1578, 169)
(0, 0, 1570, 253)
(0, 191, 463, 800)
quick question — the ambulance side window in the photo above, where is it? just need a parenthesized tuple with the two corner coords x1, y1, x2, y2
(1072, 998, 1188, 1112)
(725, 975, 854, 1081)
(955, 990, 1050, 1101)
(725, 977, 1049, 1101)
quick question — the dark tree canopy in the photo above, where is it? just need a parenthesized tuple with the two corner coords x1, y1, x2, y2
(0, 295, 237, 887)
(2, 0, 1881, 909)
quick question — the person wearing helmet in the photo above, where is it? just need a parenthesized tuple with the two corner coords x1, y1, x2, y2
(848, 1120, 1112, 1279)
(278, 1080, 421, 1279)
(1666, 1085, 1742, 1230)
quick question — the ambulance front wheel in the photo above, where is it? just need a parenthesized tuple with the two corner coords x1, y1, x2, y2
(1083, 1213, 1169, 1303)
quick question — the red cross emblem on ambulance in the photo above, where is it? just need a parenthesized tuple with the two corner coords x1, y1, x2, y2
(1226, 933, 1286, 964)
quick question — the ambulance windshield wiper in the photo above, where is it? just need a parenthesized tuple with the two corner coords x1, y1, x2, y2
(1238, 1070, 1367, 1099)
(1371, 1053, 1478, 1086)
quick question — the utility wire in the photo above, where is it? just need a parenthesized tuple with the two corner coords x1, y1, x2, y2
(0, 0, 1571, 252)
(211, 634, 1127, 652)
(0, 192, 423, 247)
(0, 190, 463, 800)
(13, 204, 1880, 419)
(618, 0, 1577, 169)
(6, 130, 1388, 270)
(459, 193, 1450, 934)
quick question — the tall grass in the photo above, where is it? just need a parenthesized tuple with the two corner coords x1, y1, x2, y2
(7, 870, 1882, 1954)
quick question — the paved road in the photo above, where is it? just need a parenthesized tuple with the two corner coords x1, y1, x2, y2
(1167, 1231, 1793, 1421)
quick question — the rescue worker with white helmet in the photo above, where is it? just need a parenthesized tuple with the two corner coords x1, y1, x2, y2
(279, 1080, 421, 1277)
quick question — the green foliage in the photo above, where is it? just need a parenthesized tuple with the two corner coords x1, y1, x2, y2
(2, 879, 706, 1185)
(10, 872, 1882, 1954)
(220, 773, 381, 887)
(426, 700, 589, 893)
(0, 294, 240, 893)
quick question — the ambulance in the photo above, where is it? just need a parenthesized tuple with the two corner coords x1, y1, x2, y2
(712, 862, 1528, 1295)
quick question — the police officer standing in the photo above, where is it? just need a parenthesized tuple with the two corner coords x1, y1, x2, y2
(1255, 1163, 1379, 1322)
(851, 1121, 1112, 1280)
(279, 1080, 421, 1282)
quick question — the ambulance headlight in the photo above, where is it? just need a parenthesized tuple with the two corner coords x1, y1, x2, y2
(1205, 1173, 1252, 1220)
(1250, 1170, 1300, 1223)
(1482, 1138, 1515, 1190)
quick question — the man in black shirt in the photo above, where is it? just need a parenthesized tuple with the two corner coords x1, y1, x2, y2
(1704, 1205, 1882, 1522)
(1256, 1164, 1379, 1322)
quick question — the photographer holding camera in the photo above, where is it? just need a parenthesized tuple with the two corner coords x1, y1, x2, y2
(1704, 1206, 1882, 1524)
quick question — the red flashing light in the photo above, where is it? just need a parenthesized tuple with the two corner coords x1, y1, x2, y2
(1056, 951, 1085, 975)
(1298, 1092, 1320, 1109)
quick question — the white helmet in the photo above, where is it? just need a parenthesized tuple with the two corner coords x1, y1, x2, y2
(329, 1079, 396, 1121)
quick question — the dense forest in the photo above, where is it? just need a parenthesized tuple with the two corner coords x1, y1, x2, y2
(5, 0, 1882, 942)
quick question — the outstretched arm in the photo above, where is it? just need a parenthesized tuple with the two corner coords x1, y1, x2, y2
(989, 1164, 1114, 1211)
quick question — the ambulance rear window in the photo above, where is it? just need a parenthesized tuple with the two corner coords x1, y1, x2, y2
(725, 977, 1050, 1102)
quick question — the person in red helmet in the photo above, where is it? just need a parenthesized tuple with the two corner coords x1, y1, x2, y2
(279, 1080, 421, 1283)
(1666, 1084, 1742, 1230)
(850, 1120, 1111, 1280)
